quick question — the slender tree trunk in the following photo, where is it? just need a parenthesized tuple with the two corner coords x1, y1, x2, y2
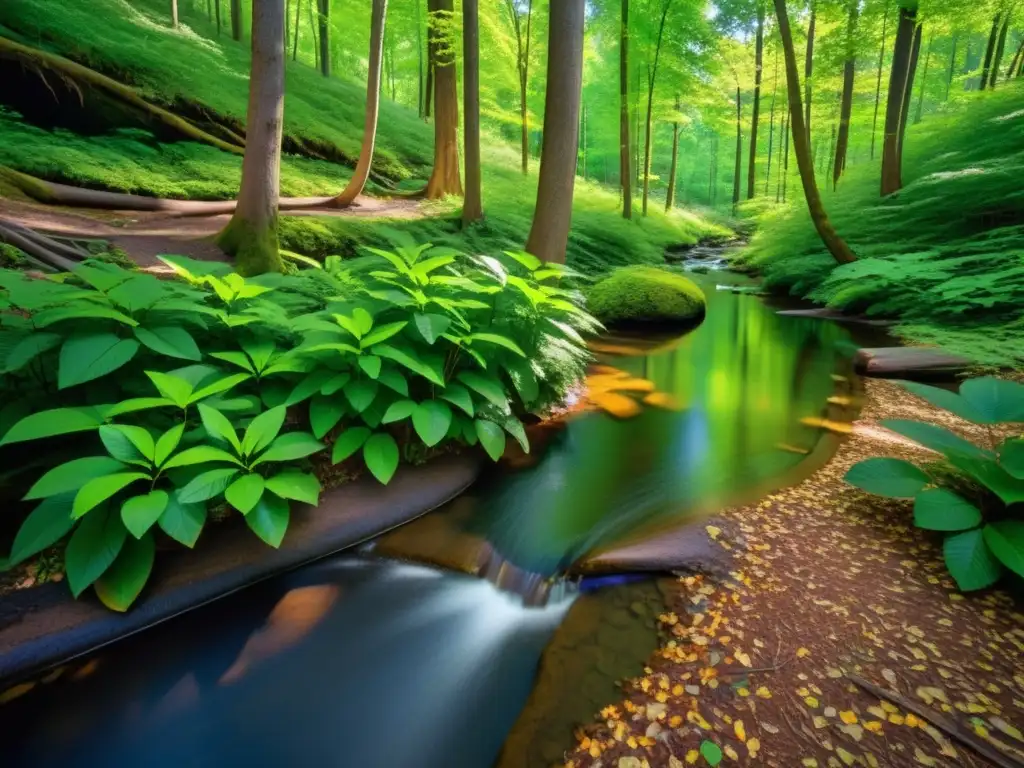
(634, 71, 642, 185)
(827, 121, 836, 182)
(765, 46, 778, 195)
(914, 32, 933, 123)
(308, 0, 319, 70)
(946, 32, 958, 98)
(776, 112, 787, 202)
(619, 0, 632, 218)
(782, 111, 790, 203)
(215, 0, 222, 36)
(463, 0, 482, 223)
(642, 0, 672, 216)
(207, 0, 213, 22)
(230, 0, 242, 40)
(870, 1, 889, 160)
(415, 0, 424, 116)
(292, 0, 302, 60)
(666, 95, 680, 210)
(171, 0, 179, 28)
(505, 0, 534, 175)
(804, 3, 816, 141)
(772, 0, 856, 264)
(317, 0, 330, 76)
(748, 5, 765, 199)
(896, 23, 921, 173)
(981, 14, 1000, 90)
(425, 61, 433, 118)
(1008, 36, 1024, 81)
(833, 3, 858, 189)
(216, 0, 285, 275)
(732, 84, 742, 215)
(285, 0, 291, 50)
(990, 15, 1010, 88)
(330, 0, 386, 208)
(581, 100, 588, 178)
(425, 0, 463, 198)
(525, 0, 584, 263)
(881, 5, 917, 196)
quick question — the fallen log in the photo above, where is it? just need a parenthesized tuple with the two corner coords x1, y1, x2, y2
(854, 347, 972, 378)
(0, 218, 82, 271)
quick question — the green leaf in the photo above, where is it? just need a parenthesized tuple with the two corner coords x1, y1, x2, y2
(413, 313, 451, 344)
(363, 433, 399, 484)
(320, 372, 351, 396)
(880, 419, 989, 460)
(103, 397, 175, 417)
(177, 468, 239, 503)
(352, 307, 374, 336)
(1002, 439, 1024, 480)
(948, 453, 1024, 506)
(310, 394, 347, 439)
(211, 350, 257, 373)
(241, 405, 287, 456)
(913, 488, 982, 532)
(105, 424, 156, 462)
(844, 458, 931, 499)
(458, 371, 509, 410)
(73, 473, 149, 519)
(246, 493, 290, 548)
(265, 470, 321, 505)
(503, 416, 530, 453)
(467, 333, 527, 357)
(503, 250, 542, 271)
(504, 358, 540, 404)
(134, 326, 202, 361)
(959, 377, 1024, 424)
(377, 367, 409, 396)
(361, 321, 408, 348)
(374, 344, 445, 386)
(0, 406, 105, 446)
(358, 354, 383, 379)
(154, 423, 185, 467)
(382, 399, 417, 424)
(412, 401, 452, 447)
(345, 378, 380, 413)
(158, 493, 207, 547)
(286, 370, 334, 406)
(145, 370, 195, 407)
(700, 740, 723, 766)
(253, 432, 325, 465)
(161, 444, 242, 469)
(24, 457, 126, 500)
(121, 491, 169, 538)
(65, 505, 127, 597)
(412, 253, 456, 278)
(240, 338, 277, 372)
(189, 372, 252, 403)
(332, 426, 372, 464)
(3, 332, 61, 372)
(440, 383, 475, 417)
(896, 380, 986, 423)
(34, 304, 138, 328)
(983, 521, 1024, 578)
(944, 529, 1003, 591)
(475, 420, 506, 462)
(94, 531, 155, 611)
(198, 403, 243, 452)
(58, 334, 140, 389)
(225, 473, 265, 514)
(7, 493, 76, 568)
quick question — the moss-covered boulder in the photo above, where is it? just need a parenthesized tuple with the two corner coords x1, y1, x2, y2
(587, 265, 706, 326)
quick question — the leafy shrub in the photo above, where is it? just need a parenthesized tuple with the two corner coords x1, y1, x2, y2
(845, 377, 1024, 591)
(587, 265, 706, 326)
(0, 244, 597, 610)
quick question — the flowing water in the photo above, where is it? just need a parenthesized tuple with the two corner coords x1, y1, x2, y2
(1, 264, 867, 768)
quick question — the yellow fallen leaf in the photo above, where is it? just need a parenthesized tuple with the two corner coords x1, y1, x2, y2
(905, 714, 921, 728)
(797, 647, 811, 658)
(813, 716, 828, 729)
(706, 525, 722, 540)
(802, 760, 819, 768)
(837, 747, 857, 766)
(805, 696, 820, 708)
(735, 720, 746, 742)
(840, 710, 858, 725)
(864, 721, 884, 734)
(724, 745, 739, 760)
(914, 747, 938, 766)
(755, 686, 772, 699)
(889, 714, 905, 725)
(734, 650, 752, 667)
(747, 737, 760, 755)
(685, 750, 699, 765)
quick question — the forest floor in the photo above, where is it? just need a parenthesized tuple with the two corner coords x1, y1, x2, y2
(562, 378, 1024, 768)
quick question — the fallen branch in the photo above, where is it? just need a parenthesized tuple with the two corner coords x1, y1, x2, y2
(0, 220, 81, 271)
(2, 219, 91, 261)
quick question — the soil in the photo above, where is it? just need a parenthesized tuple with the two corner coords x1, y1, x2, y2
(560, 378, 1024, 768)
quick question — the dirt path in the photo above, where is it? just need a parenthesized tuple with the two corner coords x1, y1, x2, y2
(0, 195, 427, 266)
(562, 378, 1024, 768)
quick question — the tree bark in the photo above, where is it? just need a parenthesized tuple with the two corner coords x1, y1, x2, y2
(642, 0, 672, 216)
(804, 3, 816, 141)
(462, 0, 483, 223)
(216, 0, 222, 36)
(505, 0, 534, 175)
(216, 0, 286, 275)
(666, 95, 680, 210)
(171, 0, 179, 28)
(981, 14, 1000, 90)
(776, 112, 786, 202)
(230, 0, 242, 41)
(833, 2, 858, 189)
(732, 84, 742, 215)
(524, 0, 585, 263)
(870, 1, 889, 160)
(1007, 36, 1024, 81)
(765, 46, 779, 195)
(619, 0, 632, 218)
(581, 100, 588, 178)
(782, 110, 790, 202)
(330, 0, 386, 208)
(946, 32, 958, 97)
(747, 4, 765, 199)
(896, 23, 921, 174)
(772, 0, 856, 264)
(880, 5, 916, 196)
(914, 32, 933, 124)
(425, 0, 463, 198)
(416, 0, 424, 116)
(292, 0, 302, 60)
(989, 15, 1009, 88)
(317, 0, 330, 77)
(309, 0, 319, 70)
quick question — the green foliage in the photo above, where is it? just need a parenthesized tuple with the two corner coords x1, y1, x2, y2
(587, 265, 707, 326)
(845, 377, 1024, 591)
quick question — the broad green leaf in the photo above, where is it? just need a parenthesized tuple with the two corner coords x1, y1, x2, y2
(879, 419, 990, 460)
(106, 275, 171, 313)
(363, 246, 412, 274)
(240, 338, 277, 372)
(265, 470, 321, 505)
(7, 493, 76, 568)
(983, 521, 1024, 578)
(225, 473, 265, 514)
(189, 372, 252, 403)
(503, 416, 530, 453)
(4, 332, 61, 373)
(34, 305, 138, 328)
(413, 313, 451, 344)
(320, 372, 351, 396)
(959, 377, 1024, 423)
(121, 491, 169, 538)
(363, 433, 399, 484)
(948, 453, 1024, 506)
(440, 384, 475, 417)
(158, 493, 207, 547)
(161, 444, 242, 469)
(145, 370, 195, 407)
(352, 307, 374, 336)
(475, 420, 506, 462)
(154, 423, 186, 467)
(103, 397, 175, 417)
(458, 371, 509, 410)
(103, 424, 156, 462)
(699, 740, 723, 767)
(94, 531, 155, 611)
(332, 426, 372, 464)
(467, 333, 526, 357)
(913, 488, 982, 531)
(246, 493, 290, 548)
(412, 401, 452, 447)
(503, 250, 542, 271)
(944, 529, 1003, 591)
(1002, 438, 1024, 479)
(345, 379, 380, 413)
(374, 344, 444, 386)
(73, 473, 149, 519)
(58, 334, 140, 389)
(177, 468, 239, 503)
(310, 394, 347, 439)
(377, 367, 409, 396)
(0, 406, 105, 446)
(253, 432, 325, 465)
(896, 380, 986, 423)
(382, 399, 417, 424)
(65, 505, 127, 597)
(211, 350, 257, 373)
(412, 253, 456, 279)
(361, 321, 408, 348)
(359, 354, 383, 379)
(286, 370, 334, 406)
(504, 358, 540, 404)
(844, 458, 930, 499)
(134, 326, 202, 361)
(241, 405, 287, 456)
(198, 403, 243, 452)
(25, 457, 126, 500)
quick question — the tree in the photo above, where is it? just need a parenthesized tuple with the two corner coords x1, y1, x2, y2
(504, 0, 534, 174)
(896, 22, 921, 174)
(981, 13, 1000, 88)
(804, 1, 816, 140)
(463, 0, 483, 222)
(231, 0, 242, 40)
(666, 95, 681, 209)
(216, 0, 222, 36)
(171, 0, 179, 28)
(772, 0, 857, 264)
(870, 1, 890, 159)
(216, 0, 286, 275)
(833, 1, 859, 188)
(425, 0, 463, 198)
(525, 0, 586, 263)
(642, 0, 674, 215)
(330, 0, 387, 208)
(732, 82, 742, 214)
(620, 0, 633, 219)
(946, 30, 959, 98)
(881, 3, 917, 196)
(416, 0, 425, 116)
(764, 45, 778, 195)
(989, 13, 1010, 88)
(292, 0, 302, 59)
(317, 0, 331, 77)
(914, 31, 933, 123)
(746, 3, 765, 199)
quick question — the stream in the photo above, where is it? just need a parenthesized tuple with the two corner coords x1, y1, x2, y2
(1, 257, 869, 767)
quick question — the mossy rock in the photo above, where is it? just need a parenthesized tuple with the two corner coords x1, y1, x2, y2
(587, 265, 706, 327)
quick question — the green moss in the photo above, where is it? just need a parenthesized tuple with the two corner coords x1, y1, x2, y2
(215, 216, 284, 276)
(0, 243, 28, 268)
(587, 266, 706, 326)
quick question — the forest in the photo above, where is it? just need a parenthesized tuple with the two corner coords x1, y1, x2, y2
(0, 0, 1023, 766)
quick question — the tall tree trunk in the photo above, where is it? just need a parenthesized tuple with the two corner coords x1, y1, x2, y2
(416, 0, 424, 116)
(880, 5, 917, 196)
(990, 15, 1010, 88)
(914, 32, 933, 123)
(642, 0, 672, 216)
(215, 0, 222, 36)
(772, 0, 856, 264)
(207, 0, 213, 22)
(216, 0, 285, 275)
(425, 63, 433, 118)
(581, 100, 588, 178)
(981, 14, 1000, 90)
(833, 3, 858, 189)
(308, 0, 319, 70)
(634, 71, 642, 185)
(776, 112, 787, 202)
(230, 0, 242, 40)
(804, 3, 816, 141)
(317, 0, 330, 77)
(525, 0, 585, 263)
(1007, 36, 1024, 81)
(747, 4, 765, 199)
(827, 121, 836, 182)
(619, 0, 632, 218)
(666, 95, 680, 210)
(171, 0, 179, 28)
(732, 84, 742, 215)
(285, 0, 291, 51)
(708, 134, 715, 205)
(782, 111, 790, 202)
(946, 32, 958, 98)
(463, 0, 482, 223)
(870, 1, 889, 160)
(896, 23, 921, 174)
(292, 0, 302, 60)
(505, 0, 534, 175)
(330, 0, 386, 208)
(425, 0, 462, 198)
(765, 46, 779, 195)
